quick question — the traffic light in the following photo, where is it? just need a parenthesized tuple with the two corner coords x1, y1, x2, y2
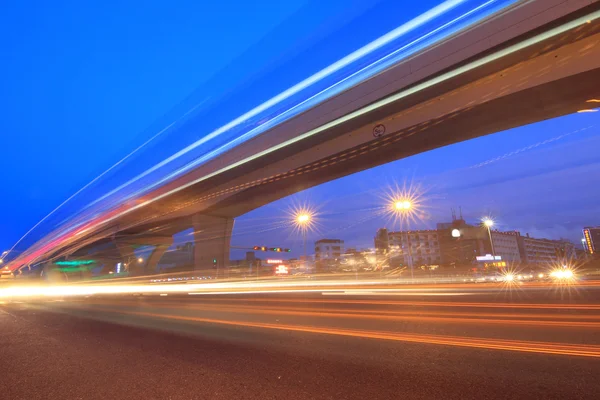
(212, 258, 217, 267)
(252, 246, 291, 252)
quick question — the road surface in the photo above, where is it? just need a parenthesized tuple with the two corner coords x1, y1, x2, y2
(2, 283, 600, 399)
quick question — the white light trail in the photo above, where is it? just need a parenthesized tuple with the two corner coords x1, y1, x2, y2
(0, 278, 427, 299)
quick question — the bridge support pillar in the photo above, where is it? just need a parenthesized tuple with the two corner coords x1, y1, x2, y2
(192, 214, 234, 277)
(114, 235, 173, 276)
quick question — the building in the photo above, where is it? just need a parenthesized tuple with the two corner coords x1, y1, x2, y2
(517, 234, 575, 266)
(490, 231, 521, 264)
(340, 248, 375, 271)
(389, 230, 441, 267)
(583, 227, 600, 255)
(374, 228, 441, 268)
(374, 228, 389, 254)
(437, 217, 489, 268)
(375, 210, 581, 271)
(314, 239, 344, 272)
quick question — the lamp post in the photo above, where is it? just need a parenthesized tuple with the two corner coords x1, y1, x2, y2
(393, 200, 414, 280)
(483, 218, 495, 257)
(295, 212, 312, 268)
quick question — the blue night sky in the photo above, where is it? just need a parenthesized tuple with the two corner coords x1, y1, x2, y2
(1, 0, 599, 259)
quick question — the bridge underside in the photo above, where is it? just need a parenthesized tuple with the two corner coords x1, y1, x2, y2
(207, 66, 600, 217)
(51, 212, 235, 277)
(120, 19, 600, 222)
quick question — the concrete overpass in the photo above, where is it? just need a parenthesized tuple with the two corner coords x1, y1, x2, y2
(9, 0, 600, 276)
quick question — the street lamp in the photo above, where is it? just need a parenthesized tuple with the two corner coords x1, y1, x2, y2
(483, 218, 495, 257)
(297, 214, 310, 224)
(137, 257, 144, 264)
(295, 212, 312, 264)
(394, 200, 412, 211)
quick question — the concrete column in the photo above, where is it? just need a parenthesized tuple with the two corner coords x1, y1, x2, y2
(192, 214, 234, 276)
(144, 244, 170, 274)
(114, 234, 173, 276)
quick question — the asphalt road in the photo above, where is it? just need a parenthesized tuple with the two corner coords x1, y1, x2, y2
(2, 283, 600, 399)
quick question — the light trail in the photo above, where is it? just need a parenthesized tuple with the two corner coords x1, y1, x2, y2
(2, 278, 600, 302)
(0, 280, 474, 299)
(323, 291, 472, 296)
(59, 307, 600, 358)
(467, 125, 596, 169)
(204, 296, 600, 310)
(80, 299, 600, 329)
(83, 298, 600, 322)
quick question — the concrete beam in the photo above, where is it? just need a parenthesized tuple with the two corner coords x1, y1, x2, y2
(192, 214, 234, 276)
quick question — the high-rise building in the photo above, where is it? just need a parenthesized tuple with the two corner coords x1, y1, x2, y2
(583, 227, 600, 255)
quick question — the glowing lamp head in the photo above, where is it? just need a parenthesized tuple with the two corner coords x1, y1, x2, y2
(394, 200, 412, 211)
(483, 219, 494, 228)
(297, 214, 310, 224)
(137, 257, 144, 264)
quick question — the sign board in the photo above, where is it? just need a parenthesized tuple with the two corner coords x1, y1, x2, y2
(372, 124, 386, 137)
(275, 265, 289, 275)
(267, 259, 283, 264)
(476, 254, 502, 261)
